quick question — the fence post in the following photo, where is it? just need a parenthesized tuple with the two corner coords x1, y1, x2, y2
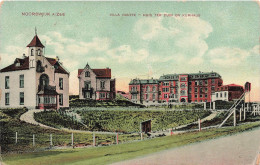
(233, 109, 236, 126)
(71, 133, 74, 148)
(209, 102, 212, 110)
(213, 102, 215, 110)
(239, 108, 242, 121)
(204, 102, 206, 110)
(15, 132, 18, 144)
(50, 134, 53, 148)
(140, 123, 143, 140)
(243, 103, 246, 120)
(33, 134, 35, 146)
(116, 133, 119, 145)
(93, 133, 95, 146)
(198, 119, 201, 131)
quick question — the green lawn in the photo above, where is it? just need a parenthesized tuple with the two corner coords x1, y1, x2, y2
(3, 121, 260, 165)
(76, 109, 211, 133)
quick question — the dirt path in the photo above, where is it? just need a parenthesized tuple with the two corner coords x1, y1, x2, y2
(112, 127, 260, 165)
(20, 109, 118, 134)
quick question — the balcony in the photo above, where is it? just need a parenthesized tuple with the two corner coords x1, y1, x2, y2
(82, 87, 94, 92)
(38, 85, 58, 95)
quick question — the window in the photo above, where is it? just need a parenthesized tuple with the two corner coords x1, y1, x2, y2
(146, 86, 149, 92)
(59, 78, 63, 90)
(100, 81, 105, 89)
(59, 94, 63, 106)
(180, 90, 185, 96)
(224, 92, 227, 98)
(163, 88, 169, 92)
(205, 94, 208, 98)
(216, 93, 218, 98)
(100, 93, 106, 98)
(180, 83, 186, 88)
(195, 87, 197, 93)
(211, 86, 215, 91)
(195, 94, 197, 98)
(20, 92, 24, 105)
(195, 81, 198, 86)
(163, 82, 169, 86)
(5, 76, 9, 89)
(205, 80, 208, 85)
(5, 93, 9, 105)
(37, 49, 41, 56)
(20, 75, 24, 88)
(200, 88, 203, 93)
(164, 94, 168, 98)
(170, 94, 175, 98)
(205, 88, 208, 92)
(153, 86, 156, 92)
(220, 93, 222, 98)
(180, 77, 187, 81)
(200, 94, 203, 98)
(153, 93, 155, 100)
(212, 79, 215, 83)
(85, 71, 90, 77)
(146, 93, 149, 100)
(31, 49, 34, 56)
(199, 80, 203, 86)
(85, 81, 91, 89)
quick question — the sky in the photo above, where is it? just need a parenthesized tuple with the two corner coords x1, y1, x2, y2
(0, 1, 259, 101)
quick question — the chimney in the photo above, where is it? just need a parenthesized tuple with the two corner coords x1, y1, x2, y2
(56, 56, 59, 61)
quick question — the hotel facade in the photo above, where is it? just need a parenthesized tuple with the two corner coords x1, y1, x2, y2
(129, 72, 224, 105)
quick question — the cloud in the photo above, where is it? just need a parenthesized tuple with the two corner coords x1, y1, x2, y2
(133, 15, 213, 65)
(107, 45, 149, 63)
(207, 47, 250, 66)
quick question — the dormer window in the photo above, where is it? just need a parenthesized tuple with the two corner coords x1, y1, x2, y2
(15, 62, 20, 67)
(85, 71, 90, 77)
(31, 49, 34, 56)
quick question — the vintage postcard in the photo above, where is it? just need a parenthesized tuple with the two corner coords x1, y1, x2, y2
(0, 1, 259, 165)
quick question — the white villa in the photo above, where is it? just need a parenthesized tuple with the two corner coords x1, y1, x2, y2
(0, 32, 69, 109)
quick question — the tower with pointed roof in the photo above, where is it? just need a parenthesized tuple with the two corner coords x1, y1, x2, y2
(27, 29, 45, 69)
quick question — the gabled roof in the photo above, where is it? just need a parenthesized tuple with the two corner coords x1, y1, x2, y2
(0, 57, 29, 72)
(78, 68, 111, 78)
(92, 69, 111, 78)
(46, 57, 69, 75)
(27, 35, 45, 48)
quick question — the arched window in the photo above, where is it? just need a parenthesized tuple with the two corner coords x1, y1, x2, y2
(37, 49, 41, 56)
(36, 61, 42, 71)
(31, 49, 34, 56)
(85, 71, 90, 77)
(39, 74, 49, 87)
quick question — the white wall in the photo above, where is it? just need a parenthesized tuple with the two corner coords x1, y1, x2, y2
(78, 68, 97, 99)
(55, 73, 69, 108)
(0, 69, 36, 109)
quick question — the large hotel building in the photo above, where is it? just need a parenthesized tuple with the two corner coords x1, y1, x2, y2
(129, 72, 223, 105)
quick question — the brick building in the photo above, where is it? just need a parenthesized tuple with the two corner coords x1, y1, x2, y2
(129, 71, 223, 104)
(78, 64, 116, 101)
(129, 79, 159, 105)
(212, 84, 244, 102)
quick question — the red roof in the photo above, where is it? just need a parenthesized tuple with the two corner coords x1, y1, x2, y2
(0, 57, 68, 75)
(46, 58, 69, 75)
(27, 35, 45, 48)
(78, 68, 111, 78)
(0, 57, 29, 72)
